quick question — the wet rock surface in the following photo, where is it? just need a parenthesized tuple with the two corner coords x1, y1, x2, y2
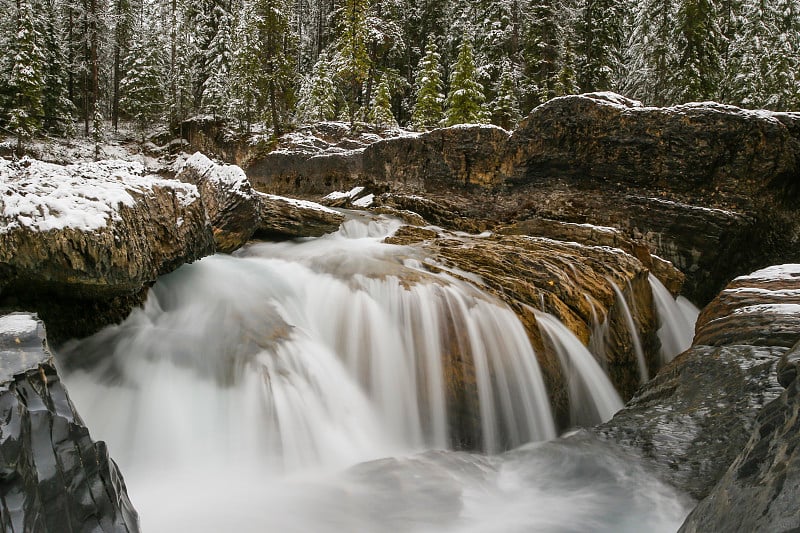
(386, 225, 674, 429)
(596, 264, 800, 503)
(679, 340, 800, 533)
(0, 313, 138, 532)
(0, 158, 215, 344)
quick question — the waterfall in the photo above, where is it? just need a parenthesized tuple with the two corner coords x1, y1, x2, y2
(535, 311, 624, 426)
(610, 282, 649, 383)
(649, 274, 700, 364)
(56, 216, 691, 532)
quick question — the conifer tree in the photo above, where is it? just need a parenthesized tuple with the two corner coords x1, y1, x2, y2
(521, 0, 561, 111)
(331, 0, 371, 123)
(667, 0, 722, 103)
(411, 40, 444, 130)
(296, 51, 337, 124)
(120, 28, 166, 137)
(369, 74, 397, 128)
(576, 0, 625, 93)
(491, 60, 521, 129)
(7, 0, 46, 145)
(233, 0, 298, 134)
(41, 0, 75, 134)
(444, 38, 487, 126)
(623, 0, 677, 105)
(724, 0, 800, 109)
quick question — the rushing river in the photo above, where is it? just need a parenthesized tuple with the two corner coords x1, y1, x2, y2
(58, 215, 695, 532)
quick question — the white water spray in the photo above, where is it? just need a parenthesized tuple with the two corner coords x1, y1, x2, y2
(610, 282, 649, 383)
(648, 274, 700, 364)
(57, 215, 690, 532)
(535, 311, 624, 426)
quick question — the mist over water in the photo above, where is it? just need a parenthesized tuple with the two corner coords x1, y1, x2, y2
(58, 216, 693, 532)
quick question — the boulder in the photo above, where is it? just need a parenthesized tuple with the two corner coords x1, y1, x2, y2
(255, 193, 345, 240)
(0, 158, 215, 344)
(246, 94, 800, 305)
(176, 152, 261, 253)
(0, 313, 139, 532)
(596, 263, 800, 501)
(503, 94, 800, 304)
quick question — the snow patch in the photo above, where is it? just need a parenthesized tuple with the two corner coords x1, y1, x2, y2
(352, 194, 374, 208)
(259, 193, 340, 215)
(734, 264, 800, 283)
(0, 157, 199, 234)
(732, 304, 800, 315)
(323, 186, 365, 201)
(0, 313, 38, 337)
(181, 152, 252, 198)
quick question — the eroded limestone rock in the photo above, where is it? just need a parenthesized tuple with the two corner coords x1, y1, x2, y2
(0, 158, 215, 344)
(176, 152, 261, 253)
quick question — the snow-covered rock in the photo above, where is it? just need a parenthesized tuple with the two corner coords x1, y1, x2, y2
(176, 152, 260, 253)
(0, 157, 214, 343)
(255, 192, 344, 240)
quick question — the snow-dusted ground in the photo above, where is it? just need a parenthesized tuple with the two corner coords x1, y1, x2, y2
(0, 157, 199, 234)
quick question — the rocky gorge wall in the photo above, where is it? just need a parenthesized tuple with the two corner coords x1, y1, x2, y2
(239, 93, 800, 305)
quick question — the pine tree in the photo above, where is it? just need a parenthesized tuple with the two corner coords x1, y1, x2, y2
(623, 0, 677, 105)
(411, 40, 445, 130)
(7, 0, 46, 145)
(201, 5, 235, 115)
(369, 74, 398, 128)
(295, 51, 337, 124)
(724, 0, 800, 109)
(444, 38, 487, 126)
(41, 0, 75, 135)
(120, 28, 166, 137)
(576, 0, 625, 93)
(331, 0, 371, 123)
(230, 0, 298, 134)
(521, 0, 562, 111)
(491, 60, 521, 129)
(667, 0, 723, 103)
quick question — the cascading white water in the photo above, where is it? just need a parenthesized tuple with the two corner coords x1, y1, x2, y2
(58, 215, 691, 532)
(648, 274, 700, 364)
(610, 282, 649, 383)
(535, 311, 624, 427)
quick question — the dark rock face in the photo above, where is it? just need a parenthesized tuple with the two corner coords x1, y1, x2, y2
(0, 313, 139, 532)
(679, 343, 800, 533)
(596, 263, 800, 501)
(246, 94, 800, 305)
(176, 152, 261, 253)
(0, 159, 215, 345)
(504, 94, 800, 304)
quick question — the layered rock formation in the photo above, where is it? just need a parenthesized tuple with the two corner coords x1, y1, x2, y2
(385, 223, 683, 430)
(597, 264, 800, 504)
(0, 313, 138, 532)
(247, 94, 800, 304)
(677, 266, 800, 531)
(0, 158, 215, 344)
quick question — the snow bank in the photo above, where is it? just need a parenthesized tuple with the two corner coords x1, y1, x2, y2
(0, 157, 200, 234)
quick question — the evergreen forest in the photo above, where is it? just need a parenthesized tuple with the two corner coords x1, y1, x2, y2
(1, 0, 799, 141)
